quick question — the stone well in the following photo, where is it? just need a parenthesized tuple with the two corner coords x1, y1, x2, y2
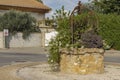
(60, 48, 104, 74)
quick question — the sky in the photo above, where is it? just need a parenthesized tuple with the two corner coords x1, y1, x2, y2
(42, 0, 89, 18)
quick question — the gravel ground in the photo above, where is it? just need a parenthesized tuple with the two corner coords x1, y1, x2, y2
(0, 62, 42, 80)
(18, 63, 120, 80)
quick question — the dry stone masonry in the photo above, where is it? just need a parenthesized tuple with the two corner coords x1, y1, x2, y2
(60, 48, 104, 74)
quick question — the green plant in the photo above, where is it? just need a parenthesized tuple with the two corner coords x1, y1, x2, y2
(72, 12, 99, 47)
(81, 30, 103, 48)
(45, 17, 53, 26)
(36, 0, 43, 3)
(103, 40, 113, 50)
(48, 6, 71, 68)
(91, 0, 120, 14)
(48, 18, 70, 64)
(0, 10, 40, 39)
(52, 6, 70, 21)
(48, 6, 103, 66)
(48, 37, 60, 64)
(98, 13, 120, 50)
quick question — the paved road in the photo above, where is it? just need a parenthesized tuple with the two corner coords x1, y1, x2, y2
(0, 52, 47, 66)
(104, 50, 120, 63)
(0, 51, 120, 67)
(104, 56, 120, 63)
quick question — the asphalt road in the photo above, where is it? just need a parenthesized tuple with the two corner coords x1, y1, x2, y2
(0, 52, 120, 67)
(0, 52, 47, 66)
(104, 56, 120, 63)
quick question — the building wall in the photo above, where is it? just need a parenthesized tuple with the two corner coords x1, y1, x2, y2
(0, 10, 8, 15)
(45, 31, 57, 46)
(0, 32, 42, 48)
(0, 32, 4, 48)
(0, 10, 54, 48)
(9, 33, 42, 48)
(0, 29, 56, 48)
(40, 27, 56, 47)
(30, 12, 45, 21)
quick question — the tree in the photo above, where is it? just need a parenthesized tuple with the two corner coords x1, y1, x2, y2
(52, 6, 70, 21)
(36, 0, 43, 3)
(92, 0, 120, 14)
(0, 10, 40, 39)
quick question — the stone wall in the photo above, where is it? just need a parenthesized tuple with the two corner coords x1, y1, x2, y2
(60, 48, 104, 74)
(9, 33, 42, 48)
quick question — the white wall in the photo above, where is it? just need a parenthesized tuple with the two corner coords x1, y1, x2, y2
(0, 10, 9, 15)
(29, 12, 45, 21)
(45, 31, 57, 46)
(0, 32, 4, 48)
(9, 33, 41, 48)
(0, 31, 57, 48)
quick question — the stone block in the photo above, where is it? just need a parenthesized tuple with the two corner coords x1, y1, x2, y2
(60, 48, 104, 74)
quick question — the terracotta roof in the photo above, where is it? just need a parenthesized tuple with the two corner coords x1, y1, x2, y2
(0, 0, 51, 13)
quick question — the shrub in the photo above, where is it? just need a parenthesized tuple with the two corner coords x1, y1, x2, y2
(72, 12, 99, 47)
(48, 37, 60, 64)
(92, 0, 120, 15)
(48, 18, 70, 65)
(48, 6, 71, 69)
(98, 14, 120, 50)
(0, 10, 40, 39)
(81, 30, 103, 48)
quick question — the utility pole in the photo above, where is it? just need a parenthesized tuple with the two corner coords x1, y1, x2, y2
(4, 29, 9, 48)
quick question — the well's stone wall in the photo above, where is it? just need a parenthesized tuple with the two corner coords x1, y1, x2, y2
(60, 48, 104, 74)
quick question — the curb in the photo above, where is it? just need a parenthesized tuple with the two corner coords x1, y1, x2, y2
(104, 62, 120, 66)
(16, 62, 47, 79)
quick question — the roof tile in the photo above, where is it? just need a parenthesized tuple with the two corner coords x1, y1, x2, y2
(0, 0, 51, 11)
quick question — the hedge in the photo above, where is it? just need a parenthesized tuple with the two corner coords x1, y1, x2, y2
(98, 14, 120, 50)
